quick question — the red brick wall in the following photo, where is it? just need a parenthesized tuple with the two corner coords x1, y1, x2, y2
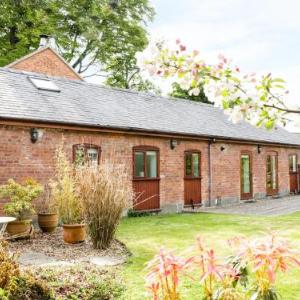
(210, 142, 298, 203)
(9, 48, 81, 80)
(0, 124, 298, 213)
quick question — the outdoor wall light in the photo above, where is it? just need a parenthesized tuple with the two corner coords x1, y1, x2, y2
(170, 139, 178, 150)
(30, 128, 39, 143)
(257, 145, 262, 154)
(220, 146, 225, 151)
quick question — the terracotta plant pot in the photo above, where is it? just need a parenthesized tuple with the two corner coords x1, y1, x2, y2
(38, 213, 58, 233)
(6, 219, 32, 235)
(62, 224, 86, 244)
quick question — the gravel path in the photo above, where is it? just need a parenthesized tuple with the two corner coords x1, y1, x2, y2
(200, 195, 300, 216)
(8, 227, 129, 268)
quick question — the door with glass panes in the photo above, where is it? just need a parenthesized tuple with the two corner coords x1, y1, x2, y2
(133, 147, 160, 210)
(289, 154, 298, 193)
(184, 151, 201, 206)
(240, 151, 253, 200)
(266, 152, 278, 195)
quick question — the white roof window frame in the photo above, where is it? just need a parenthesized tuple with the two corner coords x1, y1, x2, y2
(28, 77, 61, 92)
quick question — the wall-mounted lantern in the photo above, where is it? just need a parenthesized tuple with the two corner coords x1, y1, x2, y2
(170, 139, 178, 150)
(257, 144, 262, 154)
(30, 128, 39, 143)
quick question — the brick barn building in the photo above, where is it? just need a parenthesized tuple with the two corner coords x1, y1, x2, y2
(0, 45, 300, 213)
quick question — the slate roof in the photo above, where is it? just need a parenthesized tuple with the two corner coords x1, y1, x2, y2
(0, 67, 300, 146)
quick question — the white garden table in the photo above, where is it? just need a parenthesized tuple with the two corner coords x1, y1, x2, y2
(0, 217, 16, 238)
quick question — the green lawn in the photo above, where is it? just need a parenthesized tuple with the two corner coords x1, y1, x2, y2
(116, 212, 300, 299)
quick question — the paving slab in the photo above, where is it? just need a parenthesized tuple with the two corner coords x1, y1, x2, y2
(199, 195, 300, 216)
(18, 250, 125, 268)
(19, 250, 71, 267)
(89, 256, 124, 266)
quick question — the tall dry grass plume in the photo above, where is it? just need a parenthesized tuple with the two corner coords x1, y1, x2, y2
(50, 144, 82, 224)
(76, 158, 132, 249)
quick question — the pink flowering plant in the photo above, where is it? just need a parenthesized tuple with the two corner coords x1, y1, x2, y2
(138, 40, 296, 129)
(145, 234, 300, 300)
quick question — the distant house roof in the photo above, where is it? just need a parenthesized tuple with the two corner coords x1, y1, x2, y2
(0, 67, 300, 147)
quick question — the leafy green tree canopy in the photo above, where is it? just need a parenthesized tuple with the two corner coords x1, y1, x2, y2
(170, 82, 212, 104)
(0, 0, 155, 85)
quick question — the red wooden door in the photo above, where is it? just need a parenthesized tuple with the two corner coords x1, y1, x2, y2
(184, 151, 201, 207)
(289, 154, 298, 193)
(133, 147, 160, 211)
(266, 152, 278, 196)
(240, 151, 253, 200)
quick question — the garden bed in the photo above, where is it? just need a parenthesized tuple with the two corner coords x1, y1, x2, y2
(8, 227, 129, 265)
(27, 264, 125, 299)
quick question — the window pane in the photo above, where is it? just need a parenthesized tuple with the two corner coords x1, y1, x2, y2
(192, 153, 200, 177)
(134, 152, 144, 177)
(87, 148, 98, 167)
(266, 156, 272, 188)
(272, 156, 277, 189)
(289, 155, 297, 172)
(185, 153, 192, 176)
(74, 146, 85, 166)
(146, 151, 157, 178)
(241, 154, 250, 193)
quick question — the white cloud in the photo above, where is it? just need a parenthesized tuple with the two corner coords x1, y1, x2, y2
(149, 0, 300, 128)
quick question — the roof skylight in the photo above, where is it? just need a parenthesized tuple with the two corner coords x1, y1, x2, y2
(29, 77, 60, 92)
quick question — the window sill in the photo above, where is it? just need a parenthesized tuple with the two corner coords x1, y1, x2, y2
(133, 178, 160, 181)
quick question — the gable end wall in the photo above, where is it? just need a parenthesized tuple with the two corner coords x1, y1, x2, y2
(9, 48, 81, 80)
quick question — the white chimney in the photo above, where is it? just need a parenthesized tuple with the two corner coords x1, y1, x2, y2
(39, 35, 55, 48)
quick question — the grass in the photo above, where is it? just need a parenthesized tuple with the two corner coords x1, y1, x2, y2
(116, 212, 300, 299)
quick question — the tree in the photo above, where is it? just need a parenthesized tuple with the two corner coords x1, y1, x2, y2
(0, 0, 155, 81)
(105, 49, 160, 93)
(139, 40, 297, 129)
(0, 0, 51, 66)
(170, 82, 212, 104)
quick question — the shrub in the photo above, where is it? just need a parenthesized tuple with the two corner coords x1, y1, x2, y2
(0, 241, 19, 289)
(145, 234, 300, 300)
(76, 162, 132, 249)
(127, 209, 151, 218)
(0, 242, 54, 300)
(50, 146, 82, 224)
(1, 179, 43, 220)
(33, 265, 124, 299)
(6, 274, 54, 300)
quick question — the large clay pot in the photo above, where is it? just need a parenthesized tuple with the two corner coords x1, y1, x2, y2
(62, 224, 86, 244)
(6, 219, 32, 235)
(38, 213, 58, 233)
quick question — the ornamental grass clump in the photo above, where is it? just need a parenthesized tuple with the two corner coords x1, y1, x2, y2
(76, 162, 132, 249)
(50, 146, 82, 225)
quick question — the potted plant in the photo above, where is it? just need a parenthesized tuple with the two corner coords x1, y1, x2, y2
(50, 146, 85, 244)
(0, 178, 43, 235)
(36, 185, 58, 233)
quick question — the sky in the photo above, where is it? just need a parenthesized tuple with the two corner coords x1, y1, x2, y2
(149, 0, 300, 110)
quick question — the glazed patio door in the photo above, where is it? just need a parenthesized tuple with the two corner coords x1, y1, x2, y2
(184, 151, 201, 207)
(133, 147, 160, 211)
(289, 154, 298, 193)
(266, 152, 278, 195)
(240, 152, 253, 200)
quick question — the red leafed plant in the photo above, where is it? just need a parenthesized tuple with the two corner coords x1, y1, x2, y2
(145, 234, 300, 300)
(145, 248, 193, 300)
(229, 234, 300, 299)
